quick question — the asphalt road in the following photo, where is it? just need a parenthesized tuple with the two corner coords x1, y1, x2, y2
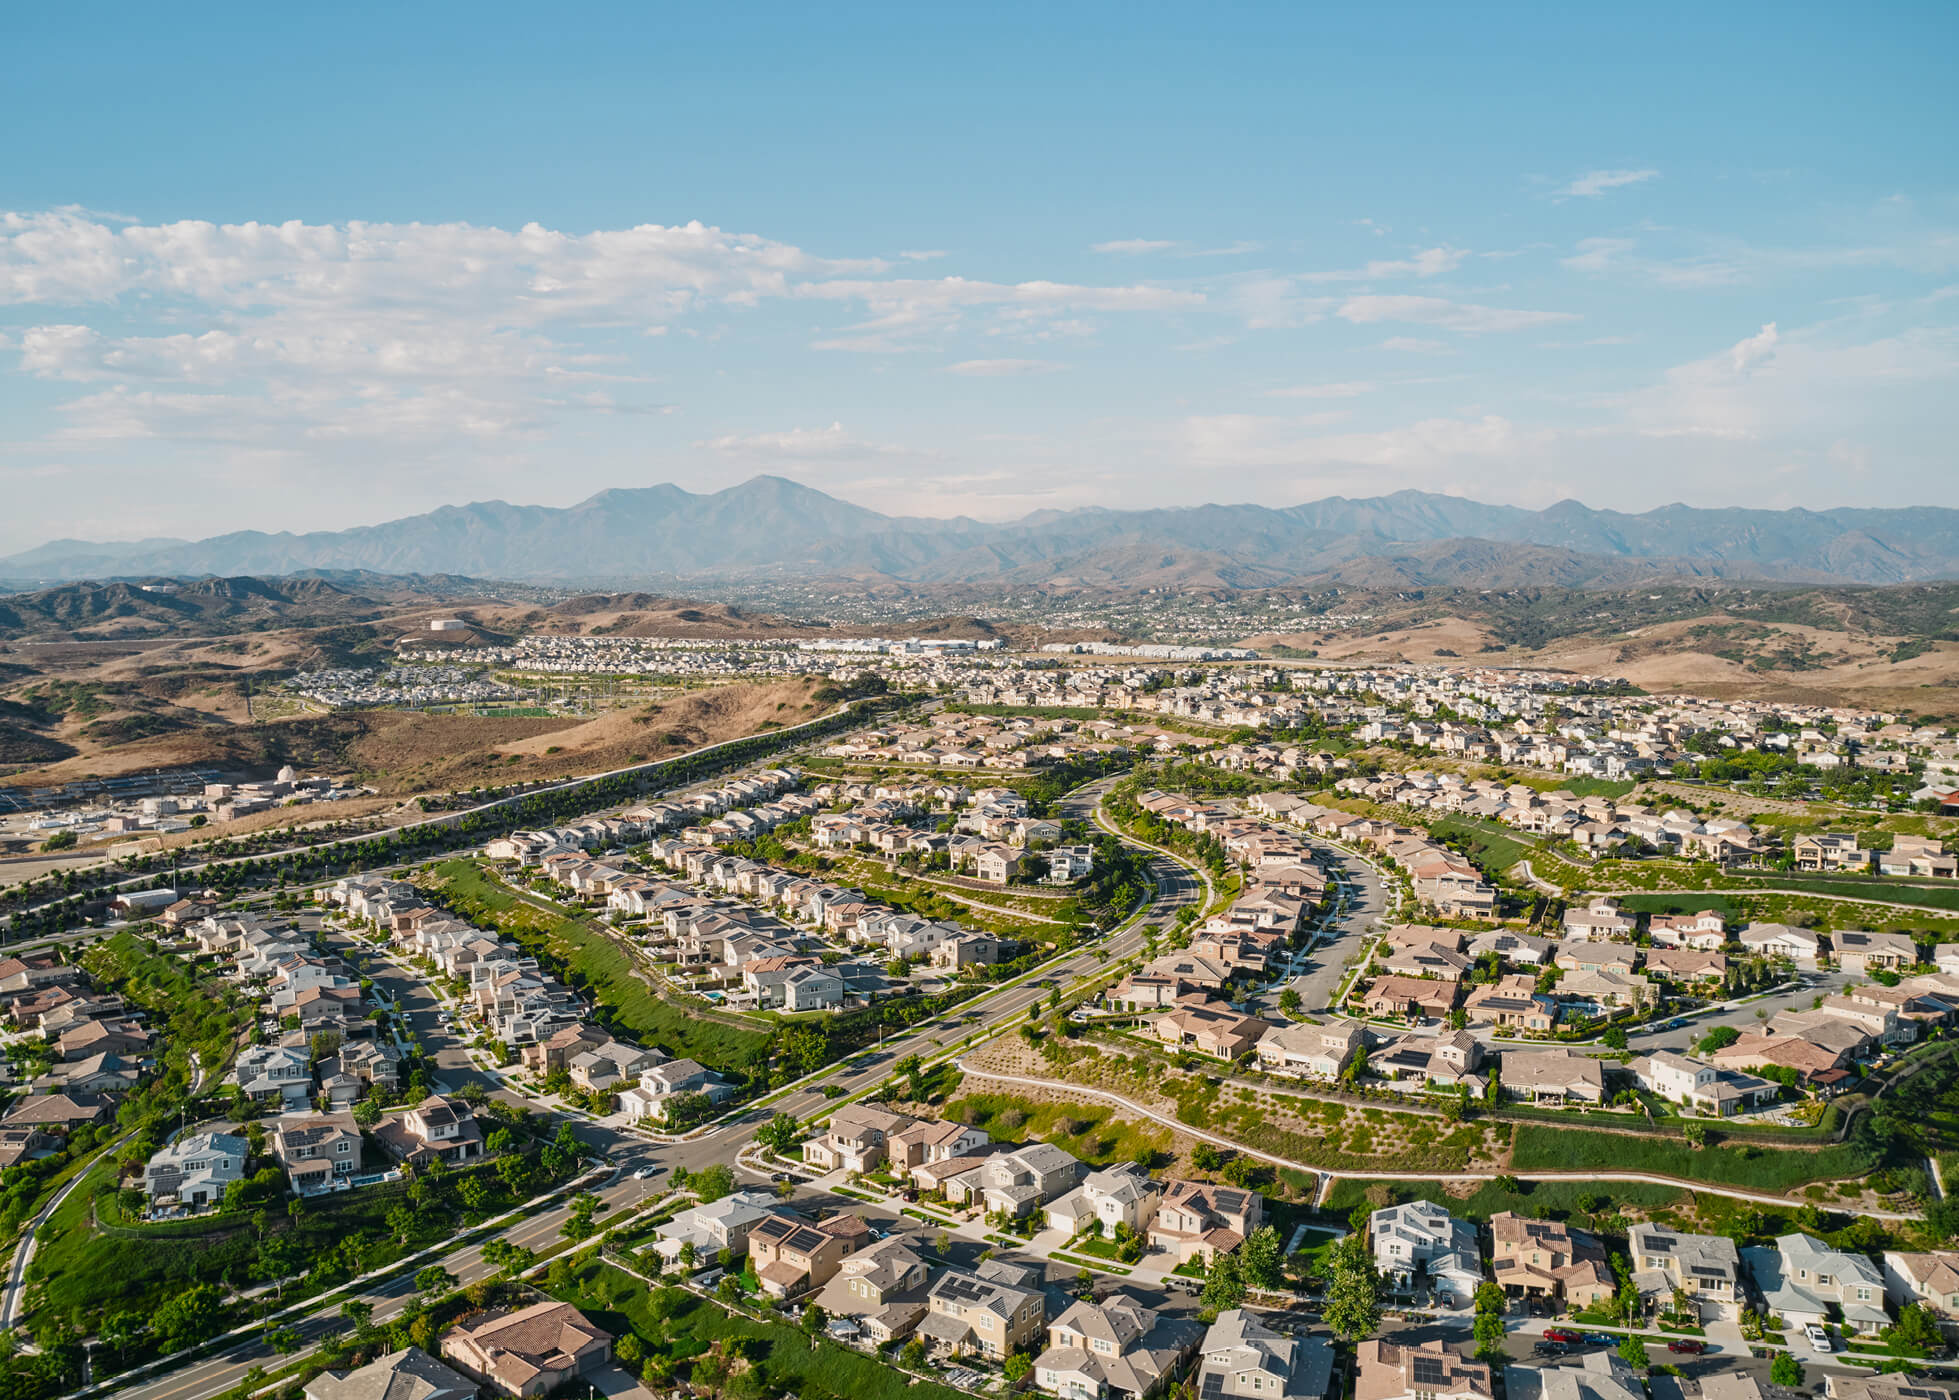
(1623, 969, 1849, 1055)
(110, 772, 1207, 1400)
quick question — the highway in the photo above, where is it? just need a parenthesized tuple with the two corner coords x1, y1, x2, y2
(105, 772, 1207, 1400)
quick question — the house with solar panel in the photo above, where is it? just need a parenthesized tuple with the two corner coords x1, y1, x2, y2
(1355, 1340, 1492, 1400)
(1370, 1199, 1484, 1309)
(1627, 1222, 1741, 1321)
(1195, 1308, 1334, 1400)
(917, 1259, 1047, 1361)
(1148, 1180, 1262, 1269)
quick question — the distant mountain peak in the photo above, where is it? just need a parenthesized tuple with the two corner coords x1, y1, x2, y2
(3, 481, 1955, 588)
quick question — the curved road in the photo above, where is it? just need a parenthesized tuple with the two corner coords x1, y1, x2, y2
(105, 771, 1207, 1400)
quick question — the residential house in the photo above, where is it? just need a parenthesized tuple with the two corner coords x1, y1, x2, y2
(375, 1095, 483, 1167)
(1370, 1200, 1484, 1308)
(1196, 1308, 1334, 1400)
(1047, 1164, 1162, 1237)
(440, 1300, 612, 1397)
(1255, 1020, 1366, 1081)
(653, 1191, 784, 1263)
(1628, 1050, 1780, 1118)
(1737, 923, 1823, 964)
(1149, 1181, 1261, 1267)
(816, 1236, 932, 1347)
(1743, 1233, 1889, 1333)
(1355, 1341, 1492, 1400)
(916, 1261, 1047, 1360)
(1361, 975, 1461, 1021)
(270, 1112, 363, 1194)
(1881, 1251, 1959, 1339)
(745, 1213, 855, 1299)
(1834, 931, 1920, 976)
(803, 1104, 917, 1174)
(1033, 1294, 1204, 1400)
(1628, 1223, 1741, 1321)
(303, 1347, 478, 1400)
(143, 1130, 248, 1209)
(234, 1042, 313, 1107)
(1490, 1212, 1614, 1308)
(949, 1141, 1081, 1219)
(1498, 1048, 1606, 1105)
(1151, 1005, 1270, 1061)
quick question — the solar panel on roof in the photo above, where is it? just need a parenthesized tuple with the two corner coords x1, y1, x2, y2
(1201, 1374, 1226, 1400)
(1412, 1357, 1449, 1386)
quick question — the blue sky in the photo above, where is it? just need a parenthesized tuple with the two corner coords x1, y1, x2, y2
(2, 1, 1955, 553)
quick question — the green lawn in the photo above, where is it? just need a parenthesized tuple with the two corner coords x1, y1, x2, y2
(1508, 1123, 1880, 1193)
(1429, 816, 1535, 876)
(425, 859, 774, 1073)
(551, 1259, 972, 1400)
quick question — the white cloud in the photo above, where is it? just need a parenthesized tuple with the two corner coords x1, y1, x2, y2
(899, 249, 948, 261)
(1265, 380, 1377, 399)
(1092, 238, 1178, 254)
(1338, 295, 1578, 333)
(1562, 237, 1637, 272)
(1729, 322, 1779, 372)
(1560, 168, 1660, 199)
(946, 358, 1065, 376)
(801, 275, 1201, 351)
(1301, 246, 1468, 283)
(1379, 337, 1451, 353)
(695, 421, 920, 461)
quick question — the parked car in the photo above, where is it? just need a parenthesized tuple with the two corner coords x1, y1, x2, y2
(1668, 1340, 1706, 1355)
(1805, 1324, 1833, 1353)
(1544, 1329, 1582, 1344)
(633, 1164, 660, 1179)
(1534, 1342, 1570, 1357)
(1583, 1333, 1616, 1345)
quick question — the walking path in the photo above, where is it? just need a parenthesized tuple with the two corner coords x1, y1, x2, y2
(955, 1064, 1924, 1220)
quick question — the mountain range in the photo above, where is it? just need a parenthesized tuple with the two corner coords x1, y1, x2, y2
(5, 477, 1956, 589)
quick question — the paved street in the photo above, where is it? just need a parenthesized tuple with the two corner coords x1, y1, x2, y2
(108, 775, 1208, 1400)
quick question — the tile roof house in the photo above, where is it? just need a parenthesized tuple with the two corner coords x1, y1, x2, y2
(1355, 1340, 1492, 1400)
(2, 1092, 111, 1133)
(440, 1299, 611, 1397)
(946, 1141, 1081, 1219)
(1255, 1020, 1366, 1080)
(1197, 1308, 1334, 1400)
(745, 1213, 854, 1299)
(1490, 1212, 1614, 1307)
(1149, 1180, 1261, 1268)
(652, 1191, 784, 1262)
(1498, 1048, 1606, 1105)
(1371, 1200, 1484, 1308)
(1033, 1294, 1204, 1400)
(303, 1346, 477, 1400)
(803, 1103, 916, 1174)
(1881, 1251, 1959, 1338)
(1504, 1349, 1645, 1400)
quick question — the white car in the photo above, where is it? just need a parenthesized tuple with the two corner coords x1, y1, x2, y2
(1805, 1324, 1833, 1353)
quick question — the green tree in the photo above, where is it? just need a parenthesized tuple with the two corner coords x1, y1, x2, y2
(1890, 1303, 1944, 1357)
(692, 1162, 735, 1202)
(1200, 1250, 1247, 1318)
(1279, 988, 1303, 1018)
(151, 1283, 224, 1353)
(1241, 1225, 1283, 1291)
(1618, 1335, 1649, 1371)
(800, 1302, 827, 1337)
(900, 1337, 926, 1370)
(1191, 1142, 1223, 1172)
(758, 1112, 803, 1156)
(1770, 1353, 1804, 1388)
(1323, 1232, 1384, 1342)
(1004, 1352, 1033, 1382)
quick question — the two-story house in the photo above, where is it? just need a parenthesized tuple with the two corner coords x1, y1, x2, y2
(1149, 1181, 1262, 1268)
(270, 1112, 363, 1194)
(1629, 1223, 1741, 1321)
(1033, 1294, 1204, 1400)
(916, 1260, 1047, 1360)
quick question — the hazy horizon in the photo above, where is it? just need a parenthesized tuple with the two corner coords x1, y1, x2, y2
(3, 2, 1955, 555)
